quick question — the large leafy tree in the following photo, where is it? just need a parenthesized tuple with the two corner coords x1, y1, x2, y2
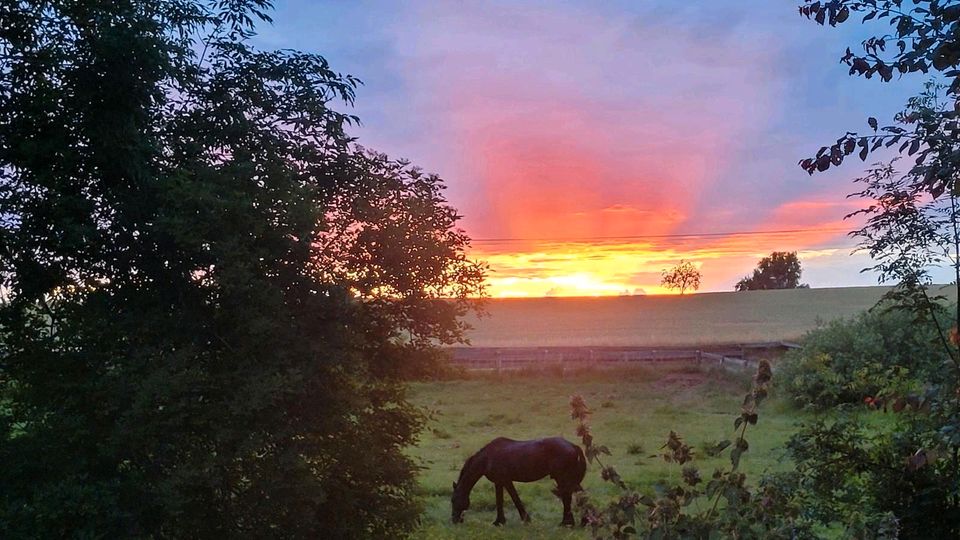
(0, 1, 483, 537)
(735, 251, 806, 291)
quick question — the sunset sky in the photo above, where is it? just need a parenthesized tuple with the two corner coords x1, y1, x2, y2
(256, 1, 944, 297)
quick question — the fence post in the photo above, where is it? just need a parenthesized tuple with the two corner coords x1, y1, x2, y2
(696, 350, 702, 366)
(496, 350, 502, 376)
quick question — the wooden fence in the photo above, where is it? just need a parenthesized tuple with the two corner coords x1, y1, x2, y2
(447, 341, 801, 373)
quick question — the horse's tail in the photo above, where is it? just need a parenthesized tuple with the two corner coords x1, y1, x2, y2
(573, 444, 587, 491)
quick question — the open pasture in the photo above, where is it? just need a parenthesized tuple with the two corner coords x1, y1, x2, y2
(462, 286, 955, 347)
(408, 365, 805, 539)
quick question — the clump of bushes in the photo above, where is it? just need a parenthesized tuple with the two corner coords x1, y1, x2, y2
(779, 306, 945, 409)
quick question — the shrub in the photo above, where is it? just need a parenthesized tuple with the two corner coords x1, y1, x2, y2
(779, 306, 945, 409)
(786, 415, 960, 539)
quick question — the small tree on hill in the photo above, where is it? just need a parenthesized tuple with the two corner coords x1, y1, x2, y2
(661, 260, 701, 295)
(735, 251, 807, 291)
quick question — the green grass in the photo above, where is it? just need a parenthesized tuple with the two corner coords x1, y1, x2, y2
(462, 285, 957, 347)
(408, 365, 805, 539)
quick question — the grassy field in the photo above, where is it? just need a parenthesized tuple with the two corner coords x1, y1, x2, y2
(462, 285, 957, 347)
(408, 364, 805, 539)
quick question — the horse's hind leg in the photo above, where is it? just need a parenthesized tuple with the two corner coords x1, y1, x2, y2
(504, 482, 530, 522)
(559, 490, 574, 527)
(493, 483, 506, 526)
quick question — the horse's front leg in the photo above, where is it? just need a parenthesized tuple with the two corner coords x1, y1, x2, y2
(504, 482, 530, 522)
(493, 483, 506, 526)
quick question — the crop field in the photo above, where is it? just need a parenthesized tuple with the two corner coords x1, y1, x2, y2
(408, 365, 805, 539)
(461, 285, 956, 347)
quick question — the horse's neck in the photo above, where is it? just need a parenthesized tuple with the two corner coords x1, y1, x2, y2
(457, 455, 485, 494)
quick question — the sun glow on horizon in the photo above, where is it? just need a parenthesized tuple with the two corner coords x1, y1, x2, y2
(469, 227, 860, 298)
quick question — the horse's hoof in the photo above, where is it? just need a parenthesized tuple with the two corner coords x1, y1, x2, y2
(521, 514, 531, 523)
(493, 519, 505, 527)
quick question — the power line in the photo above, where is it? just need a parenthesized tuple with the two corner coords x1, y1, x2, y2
(471, 244, 863, 256)
(469, 226, 853, 244)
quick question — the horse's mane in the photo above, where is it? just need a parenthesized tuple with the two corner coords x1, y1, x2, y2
(456, 453, 480, 484)
(457, 455, 476, 480)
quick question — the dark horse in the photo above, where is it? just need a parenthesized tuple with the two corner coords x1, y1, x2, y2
(451, 437, 586, 526)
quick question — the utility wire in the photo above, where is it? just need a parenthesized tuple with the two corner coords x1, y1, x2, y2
(469, 226, 853, 244)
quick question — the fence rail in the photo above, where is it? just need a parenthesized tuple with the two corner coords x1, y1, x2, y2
(447, 341, 800, 373)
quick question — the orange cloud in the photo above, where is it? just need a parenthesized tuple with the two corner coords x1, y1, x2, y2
(469, 194, 864, 297)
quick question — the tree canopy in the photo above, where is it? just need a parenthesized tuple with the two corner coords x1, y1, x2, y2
(735, 252, 806, 291)
(0, 1, 483, 537)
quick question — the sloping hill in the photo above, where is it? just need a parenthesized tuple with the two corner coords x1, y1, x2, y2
(461, 285, 956, 347)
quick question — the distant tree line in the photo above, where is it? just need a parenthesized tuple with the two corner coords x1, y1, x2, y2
(660, 252, 807, 296)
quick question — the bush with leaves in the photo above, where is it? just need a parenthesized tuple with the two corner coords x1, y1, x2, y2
(782, 413, 956, 539)
(779, 305, 947, 409)
(569, 362, 815, 539)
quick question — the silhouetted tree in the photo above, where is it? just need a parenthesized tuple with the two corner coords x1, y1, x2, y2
(0, 1, 483, 537)
(735, 252, 807, 291)
(661, 260, 701, 295)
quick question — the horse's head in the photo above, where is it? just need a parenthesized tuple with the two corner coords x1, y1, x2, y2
(451, 481, 469, 523)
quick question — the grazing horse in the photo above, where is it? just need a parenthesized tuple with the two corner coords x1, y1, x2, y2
(451, 437, 586, 526)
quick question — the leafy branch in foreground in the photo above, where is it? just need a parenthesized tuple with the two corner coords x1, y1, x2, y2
(791, 4, 960, 534)
(797, 1, 960, 183)
(569, 362, 812, 539)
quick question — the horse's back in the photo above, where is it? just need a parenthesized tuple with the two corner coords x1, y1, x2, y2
(483, 436, 572, 449)
(478, 436, 584, 484)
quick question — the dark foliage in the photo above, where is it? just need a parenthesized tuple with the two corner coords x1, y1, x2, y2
(0, 1, 483, 537)
(794, 4, 960, 536)
(785, 415, 957, 539)
(798, 0, 960, 190)
(780, 306, 947, 409)
(735, 252, 807, 291)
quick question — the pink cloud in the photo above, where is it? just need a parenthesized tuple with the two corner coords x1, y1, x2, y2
(380, 1, 786, 242)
